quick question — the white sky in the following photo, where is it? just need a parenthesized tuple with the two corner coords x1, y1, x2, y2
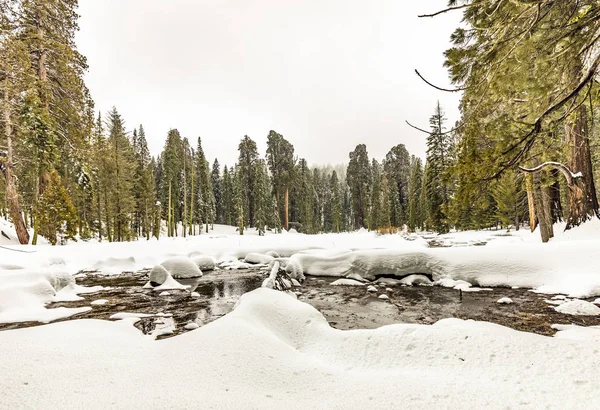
(75, 0, 462, 167)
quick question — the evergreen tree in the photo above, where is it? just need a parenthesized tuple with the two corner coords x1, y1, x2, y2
(35, 170, 77, 245)
(266, 130, 295, 230)
(346, 144, 371, 229)
(106, 107, 135, 241)
(384, 144, 411, 227)
(424, 102, 452, 233)
(407, 156, 424, 232)
(211, 159, 223, 224)
(237, 135, 259, 227)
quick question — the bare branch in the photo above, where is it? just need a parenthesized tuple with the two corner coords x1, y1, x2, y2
(414, 69, 466, 92)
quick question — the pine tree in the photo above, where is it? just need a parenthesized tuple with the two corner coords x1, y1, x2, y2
(221, 165, 234, 226)
(266, 130, 295, 230)
(370, 159, 381, 230)
(425, 102, 452, 233)
(330, 171, 342, 233)
(237, 135, 259, 227)
(161, 129, 183, 237)
(106, 108, 135, 241)
(347, 144, 371, 229)
(36, 170, 77, 245)
(384, 144, 411, 227)
(211, 159, 223, 224)
(407, 156, 424, 232)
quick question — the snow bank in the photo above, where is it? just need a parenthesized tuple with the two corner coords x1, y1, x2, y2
(0, 269, 96, 324)
(1, 289, 600, 409)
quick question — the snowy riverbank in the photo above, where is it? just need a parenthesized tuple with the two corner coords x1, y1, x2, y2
(1, 288, 600, 409)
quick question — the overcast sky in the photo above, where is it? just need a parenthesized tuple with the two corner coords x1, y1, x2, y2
(75, 0, 461, 167)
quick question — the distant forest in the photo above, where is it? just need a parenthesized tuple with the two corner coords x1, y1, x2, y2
(1, 1, 600, 245)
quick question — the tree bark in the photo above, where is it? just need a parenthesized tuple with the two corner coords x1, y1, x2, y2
(564, 104, 599, 228)
(2, 83, 30, 244)
(525, 174, 537, 232)
(285, 187, 289, 231)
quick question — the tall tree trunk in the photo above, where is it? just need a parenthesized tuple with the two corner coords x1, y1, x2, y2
(549, 168, 563, 223)
(564, 90, 599, 229)
(168, 181, 172, 237)
(525, 174, 538, 232)
(2, 83, 30, 244)
(531, 173, 553, 243)
(189, 168, 194, 236)
(285, 187, 289, 231)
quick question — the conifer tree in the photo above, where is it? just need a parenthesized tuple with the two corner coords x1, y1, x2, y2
(211, 159, 222, 224)
(266, 130, 295, 230)
(237, 135, 259, 226)
(106, 107, 135, 242)
(407, 156, 424, 232)
(347, 144, 371, 229)
(36, 170, 77, 245)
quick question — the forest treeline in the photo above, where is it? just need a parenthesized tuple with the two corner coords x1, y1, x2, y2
(1, 1, 600, 244)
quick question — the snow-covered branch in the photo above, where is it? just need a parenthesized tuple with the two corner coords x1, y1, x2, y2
(517, 161, 582, 185)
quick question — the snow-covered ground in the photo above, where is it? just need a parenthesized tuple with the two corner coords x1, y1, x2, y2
(1, 288, 600, 409)
(2, 219, 600, 408)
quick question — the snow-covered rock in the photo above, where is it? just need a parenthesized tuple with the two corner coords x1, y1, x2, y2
(345, 273, 367, 283)
(554, 300, 600, 316)
(190, 255, 216, 271)
(284, 258, 305, 282)
(149, 265, 170, 285)
(244, 253, 275, 265)
(266, 251, 280, 258)
(375, 277, 402, 286)
(184, 322, 199, 330)
(190, 292, 200, 298)
(399, 274, 433, 286)
(331, 279, 364, 286)
(378, 294, 389, 300)
(497, 297, 513, 305)
(92, 256, 136, 275)
(160, 257, 202, 279)
(367, 285, 377, 292)
(159, 291, 171, 296)
(90, 299, 108, 306)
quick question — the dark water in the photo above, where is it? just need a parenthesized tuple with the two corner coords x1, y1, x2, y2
(2, 269, 600, 338)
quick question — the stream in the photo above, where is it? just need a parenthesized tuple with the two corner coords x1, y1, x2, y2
(3, 267, 600, 338)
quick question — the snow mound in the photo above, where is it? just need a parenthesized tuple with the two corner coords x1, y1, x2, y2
(284, 258, 305, 282)
(497, 297, 513, 305)
(190, 255, 216, 271)
(184, 322, 199, 330)
(244, 253, 275, 265)
(375, 277, 403, 286)
(149, 265, 170, 285)
(92, 256, 136, 275)
(91, 299, 108, 306)
(399, 274, 433, 286)
(266, 251, 280, 258)
(0, 270, 95, 324)
(378, 294, 389, 300)
(331, 279, 364, 286)
(367, 285, 377, 292)
(554, 300, 600, 316)
(160, 257, 202, 279)
(345, 273, 367, 283)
